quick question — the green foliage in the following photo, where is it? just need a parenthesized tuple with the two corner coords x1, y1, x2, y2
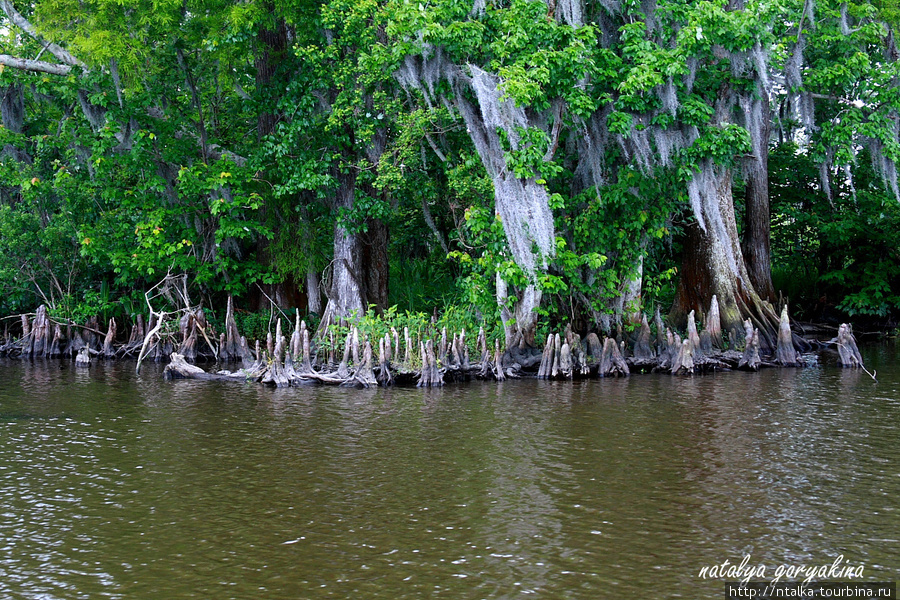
(316, 302, 503, 368)
(0, 0, 897, 337)
(771, 144, 900, 320)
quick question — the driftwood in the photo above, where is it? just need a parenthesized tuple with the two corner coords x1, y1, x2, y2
(166, 352, 235, 380)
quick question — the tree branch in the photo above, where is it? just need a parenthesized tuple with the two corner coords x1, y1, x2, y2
(0, 53, 72, 75)
(0, 0, 87, 70)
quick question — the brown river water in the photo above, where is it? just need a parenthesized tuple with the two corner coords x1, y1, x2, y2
(0, 343, 898, 599)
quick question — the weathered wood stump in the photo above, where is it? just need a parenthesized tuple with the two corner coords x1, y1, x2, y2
(537, 333, 555, 379)
(833, 323, 865, 369)
(102, 318, 117, 358)
(417, 339, 443, 387)
(122, 314, 145, 355)
(349, 338, 377, 388)
(633, 314, 654, 361)
(584, 332, 603, 365)
(738, 325, 762, 371)
(558, 339, 573, 378)
(30, 305, 51, 357)
(85, 316, 101, 351)
(599, 337, 629, 377)
(775, 305, 802, 367)
(671, 339, 694, 375)
(75, 346, 91, 367)
(221, 295, 243, 361)
(68, 326, 86, 359)
(492, 339, 506, 381)
(47, 323, 66, 358)
(707, 295, 723, 349)
(687, 310, 703, 359)
(262, 336, 291, 388)
(377, 336, 393, 387)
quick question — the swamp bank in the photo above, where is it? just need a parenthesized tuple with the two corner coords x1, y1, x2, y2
(0, 293, 876, 389)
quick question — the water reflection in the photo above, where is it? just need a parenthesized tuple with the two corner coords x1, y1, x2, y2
(0, 345, 898, 599)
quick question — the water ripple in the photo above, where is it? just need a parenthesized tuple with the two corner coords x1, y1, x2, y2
(0, 347, 898, 599)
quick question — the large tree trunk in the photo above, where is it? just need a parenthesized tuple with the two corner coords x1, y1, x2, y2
(1, 84, 29, 205)
(497, 275, 542, 348)
(249, 10, 296, 311)
(454, 69, 556, 348)
(671, 166, 779, 349)
(397, 58, 557, 350)
(319, 170, 367, 332)
(316, 170, 390, 336)
(306, 268, 323, 315)
(741, 94, 776, 302)
(255, 8, 287, 140)
(363, 217, 390, 313)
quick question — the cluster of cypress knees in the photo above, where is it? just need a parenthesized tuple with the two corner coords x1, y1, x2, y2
(0, 295, 869, 388)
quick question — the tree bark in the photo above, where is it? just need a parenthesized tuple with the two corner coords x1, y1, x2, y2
(306, 268, 323, 315)
(671, 167, 779, 350)
(742, 94, 776, 302)
(497, 274, 542, 348)
(363, 217, 390, 313)
(249, 9, 294, 311)
(318, 170, 367, 333)
(255, 5, 287, 141)
(1, 84, 24, 133)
